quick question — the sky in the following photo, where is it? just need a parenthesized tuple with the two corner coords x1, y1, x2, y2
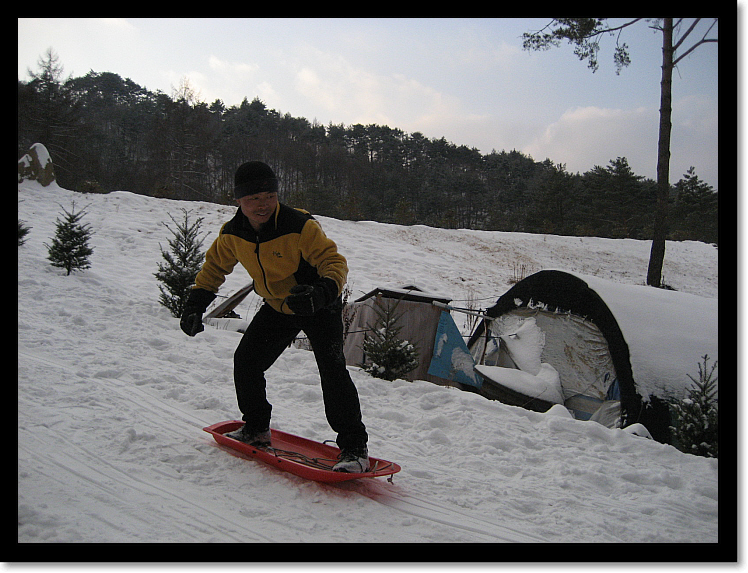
(18, 18, 720, 189)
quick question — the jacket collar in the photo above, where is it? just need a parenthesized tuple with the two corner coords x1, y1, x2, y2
(238, 202, 281, 239)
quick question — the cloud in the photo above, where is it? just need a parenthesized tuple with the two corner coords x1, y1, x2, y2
(670, 95, 719, 187)
(290, 46, 535, 155)
(292, 47, 476, 135)
(520, 100, 718, 187)
(256, 81, 277, 104)
(453, 37, 524, 74)
(522, 105, 659, 176)
(94, 18, 138, 34)
(293, 50, 392, 124)
(208, 55, 259, 77)
(295, 66, 340, 113)
(19, 18, 143, 80)
(176, 55, 261, 106)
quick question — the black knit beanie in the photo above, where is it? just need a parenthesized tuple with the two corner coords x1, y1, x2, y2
(234, 161, 279, 199)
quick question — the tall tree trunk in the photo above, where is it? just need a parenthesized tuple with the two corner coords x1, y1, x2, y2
(647, 18, 674, 287)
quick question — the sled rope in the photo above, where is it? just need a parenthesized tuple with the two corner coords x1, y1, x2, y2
(262, 447, 340, 470)
(261, 446, 394, 473)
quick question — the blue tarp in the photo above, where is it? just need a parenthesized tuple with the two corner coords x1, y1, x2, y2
(428, 311, 482, 388)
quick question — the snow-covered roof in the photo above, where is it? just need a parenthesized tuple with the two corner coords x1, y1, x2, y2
(564, 271, 718, 401)
(355, 285, 452, 304)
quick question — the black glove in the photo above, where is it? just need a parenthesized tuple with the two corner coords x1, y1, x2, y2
(284, 278, 338, 316)
(181, 312, 204, 337)
(180, 288, 216, 336)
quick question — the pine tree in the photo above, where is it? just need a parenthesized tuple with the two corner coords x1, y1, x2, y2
(361, 294, 419, 381)
(154, 209, 207, 318)
(670, 354, 718, 458)
(45, 203, 94, 275)
(18, 219, 31, 246)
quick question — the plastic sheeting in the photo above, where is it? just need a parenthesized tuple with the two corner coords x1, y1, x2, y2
(472, 307, 621, 426)
(428, 311, 482, 388)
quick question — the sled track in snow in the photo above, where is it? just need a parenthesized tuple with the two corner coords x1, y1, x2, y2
(335, 480, 546, 543)
(18, 347, 276, 543)
(18, 432, 272, 543)
(20, 347, 545, 543)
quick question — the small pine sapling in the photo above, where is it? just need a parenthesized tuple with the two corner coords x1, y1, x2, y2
(45, 203, 94, 275)
(18, 219, 31, 246)
(361, 294, 419, 381)
(670, 354, 718, 458)
(154, 209, 207, 318)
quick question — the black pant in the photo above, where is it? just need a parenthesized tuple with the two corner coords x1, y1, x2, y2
(233, 301, 367, 450)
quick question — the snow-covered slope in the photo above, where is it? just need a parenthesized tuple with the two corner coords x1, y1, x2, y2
(18, 180, 719, 545)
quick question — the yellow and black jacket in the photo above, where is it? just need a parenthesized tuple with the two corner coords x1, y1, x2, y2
(195, 203, 348, 314)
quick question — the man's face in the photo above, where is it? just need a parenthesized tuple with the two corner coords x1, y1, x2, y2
(237, 192, 278, 231)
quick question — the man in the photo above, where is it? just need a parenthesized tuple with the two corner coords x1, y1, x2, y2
(180, 161, 369, 472)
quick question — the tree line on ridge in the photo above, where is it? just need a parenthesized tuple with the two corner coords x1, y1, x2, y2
(18, 51, 717, 244)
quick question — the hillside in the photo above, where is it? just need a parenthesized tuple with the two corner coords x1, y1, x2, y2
(18, 180, 720, 550)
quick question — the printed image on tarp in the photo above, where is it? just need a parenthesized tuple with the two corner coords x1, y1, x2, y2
(428, 311, 482, 388)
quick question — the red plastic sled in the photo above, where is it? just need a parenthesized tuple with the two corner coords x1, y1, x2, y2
(203, 421, 401, 483)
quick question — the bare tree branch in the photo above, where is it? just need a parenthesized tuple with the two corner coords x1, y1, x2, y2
(674, 37, 719, 66)
(598, 18, 644, 35)
(673, 19, 700, 50)
(673, 19, 719, 66)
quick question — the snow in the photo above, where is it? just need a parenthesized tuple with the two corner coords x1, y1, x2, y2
(30, 142, 52, 168)
(18, 179, 720, 548)
(574, 272, 719, 401)
(498, 316, 545, 375)
(475, 364, 564, 405)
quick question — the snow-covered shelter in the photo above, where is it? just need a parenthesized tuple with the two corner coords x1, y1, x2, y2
(466, 270, 718, 443)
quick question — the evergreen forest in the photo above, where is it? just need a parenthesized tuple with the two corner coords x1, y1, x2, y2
(18, 53, 718, 244)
